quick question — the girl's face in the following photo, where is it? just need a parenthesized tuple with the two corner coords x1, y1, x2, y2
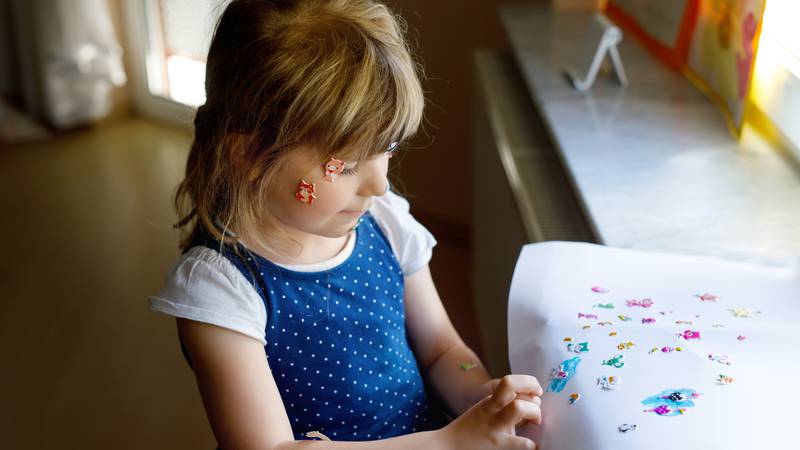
(268, 144, 392, 240)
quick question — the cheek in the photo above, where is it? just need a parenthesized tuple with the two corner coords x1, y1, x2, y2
(281, 177, 350, 216)
(311, 178, 353, 210)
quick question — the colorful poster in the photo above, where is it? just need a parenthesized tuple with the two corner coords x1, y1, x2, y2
(508, 242, 799, 450)
(605, 0, 698, 68)
(686, 0, 767, 134)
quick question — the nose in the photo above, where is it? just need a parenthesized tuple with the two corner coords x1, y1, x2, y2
(357, 155, 389, 197)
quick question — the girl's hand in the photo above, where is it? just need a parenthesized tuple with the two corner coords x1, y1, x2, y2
(470, 375, 543, 428)
(439, 375, 543, 450)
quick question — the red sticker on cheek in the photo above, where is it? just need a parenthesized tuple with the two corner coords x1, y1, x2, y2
(295, 180, 317, 205)
(322, 157, 345, 182)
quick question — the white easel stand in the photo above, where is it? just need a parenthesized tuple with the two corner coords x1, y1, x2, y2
(565, 13, 628, 92)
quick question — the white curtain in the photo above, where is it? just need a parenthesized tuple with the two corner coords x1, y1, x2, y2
(9, 0, 126, 129)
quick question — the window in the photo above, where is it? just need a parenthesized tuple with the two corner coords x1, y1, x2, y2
(123, 0, 227, 123)
(750, 0, 800, 157)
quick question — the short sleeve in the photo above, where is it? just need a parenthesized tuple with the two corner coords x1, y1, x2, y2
(369, 190, 437, 276)
(148, 246, 268, 345)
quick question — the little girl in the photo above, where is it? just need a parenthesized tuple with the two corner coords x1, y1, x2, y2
(149, 1, 542, 449)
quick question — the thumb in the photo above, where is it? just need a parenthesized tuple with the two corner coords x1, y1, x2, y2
(501, 434, 537, 450)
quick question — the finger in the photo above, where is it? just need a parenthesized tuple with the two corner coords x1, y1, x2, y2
(500, 434, 537, 450)
(499, 374, 543, 397)
(514, 374, 544, 397)
(515, 393, 543, 406)
(515, 421, 540, 440)
(496, 399, 543, 428)
(486, 378, 502, 393)
(478, 379, 500, 399)
(489, 376, 518, 410)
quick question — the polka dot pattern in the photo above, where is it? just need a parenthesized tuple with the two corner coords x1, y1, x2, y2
(224, 213, 447, 441)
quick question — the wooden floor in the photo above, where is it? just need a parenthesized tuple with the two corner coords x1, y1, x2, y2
(0, 118, 478, 449)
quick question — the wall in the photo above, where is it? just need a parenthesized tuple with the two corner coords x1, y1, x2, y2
(388, 0, 548, 230)
(389, 1, 603, 230)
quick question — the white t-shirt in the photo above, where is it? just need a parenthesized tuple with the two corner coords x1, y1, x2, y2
(148, 191, 436, 345)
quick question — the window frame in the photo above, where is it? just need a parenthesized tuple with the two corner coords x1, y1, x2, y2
(751, 0, 800, 161)
(121, 0, 197, 126)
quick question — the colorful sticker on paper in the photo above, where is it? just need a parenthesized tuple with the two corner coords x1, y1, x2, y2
(729, 308, 761, 318)
(642, 388, 702, 416)
(597, 375, 620, 390)
(626, 298, 654, 308)
(602, 354, 625, 368)
(616, 341, 636, 351)
(677, 330, 701, 340)
(594, 303, 615, 309)
(708, 354, 733, 365)
(649, 346, 683, 354)
(567, 342, 590, 354)
(716, 374, 734, 385)
(547, 356, 581, 393)
(695, 293, 719, 302)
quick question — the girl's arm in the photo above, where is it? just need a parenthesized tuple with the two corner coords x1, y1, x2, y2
(403, 265, 494, 416)
(177, 318, 448, 450)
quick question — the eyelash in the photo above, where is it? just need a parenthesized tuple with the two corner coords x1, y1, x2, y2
(339, 145, 397, 176)
(341, 166, 359, 176)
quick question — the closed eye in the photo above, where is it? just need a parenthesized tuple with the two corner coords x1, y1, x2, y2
(341, 166, 359, 176)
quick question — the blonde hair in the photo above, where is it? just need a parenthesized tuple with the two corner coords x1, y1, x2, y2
(174, 0, 425, 255)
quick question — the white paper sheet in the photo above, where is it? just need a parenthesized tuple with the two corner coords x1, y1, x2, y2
(508, 242, 800, 450)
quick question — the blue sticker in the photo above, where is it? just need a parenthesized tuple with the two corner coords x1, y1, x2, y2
(641, 388, 702, 416)
(547, 356, 581, 393)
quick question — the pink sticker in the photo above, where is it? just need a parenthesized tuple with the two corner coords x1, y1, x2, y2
(591, 286, 609, 294)
(626, 298, 653, 308)
(677, 330, 701, 340)
(695, 293, 719, 302)
(641, 318, 656, 324)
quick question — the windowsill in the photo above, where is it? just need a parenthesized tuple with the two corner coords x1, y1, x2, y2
(499, 5, 800, 268)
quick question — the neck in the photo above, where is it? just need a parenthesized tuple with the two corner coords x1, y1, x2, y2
(243, 229, 351, 266)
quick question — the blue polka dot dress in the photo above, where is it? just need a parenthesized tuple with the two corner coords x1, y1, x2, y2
(189, 212, 448, 441)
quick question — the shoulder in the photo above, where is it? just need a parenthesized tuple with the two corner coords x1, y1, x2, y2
(369, 190, 437, 276)
(148, 246, 268, 345)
